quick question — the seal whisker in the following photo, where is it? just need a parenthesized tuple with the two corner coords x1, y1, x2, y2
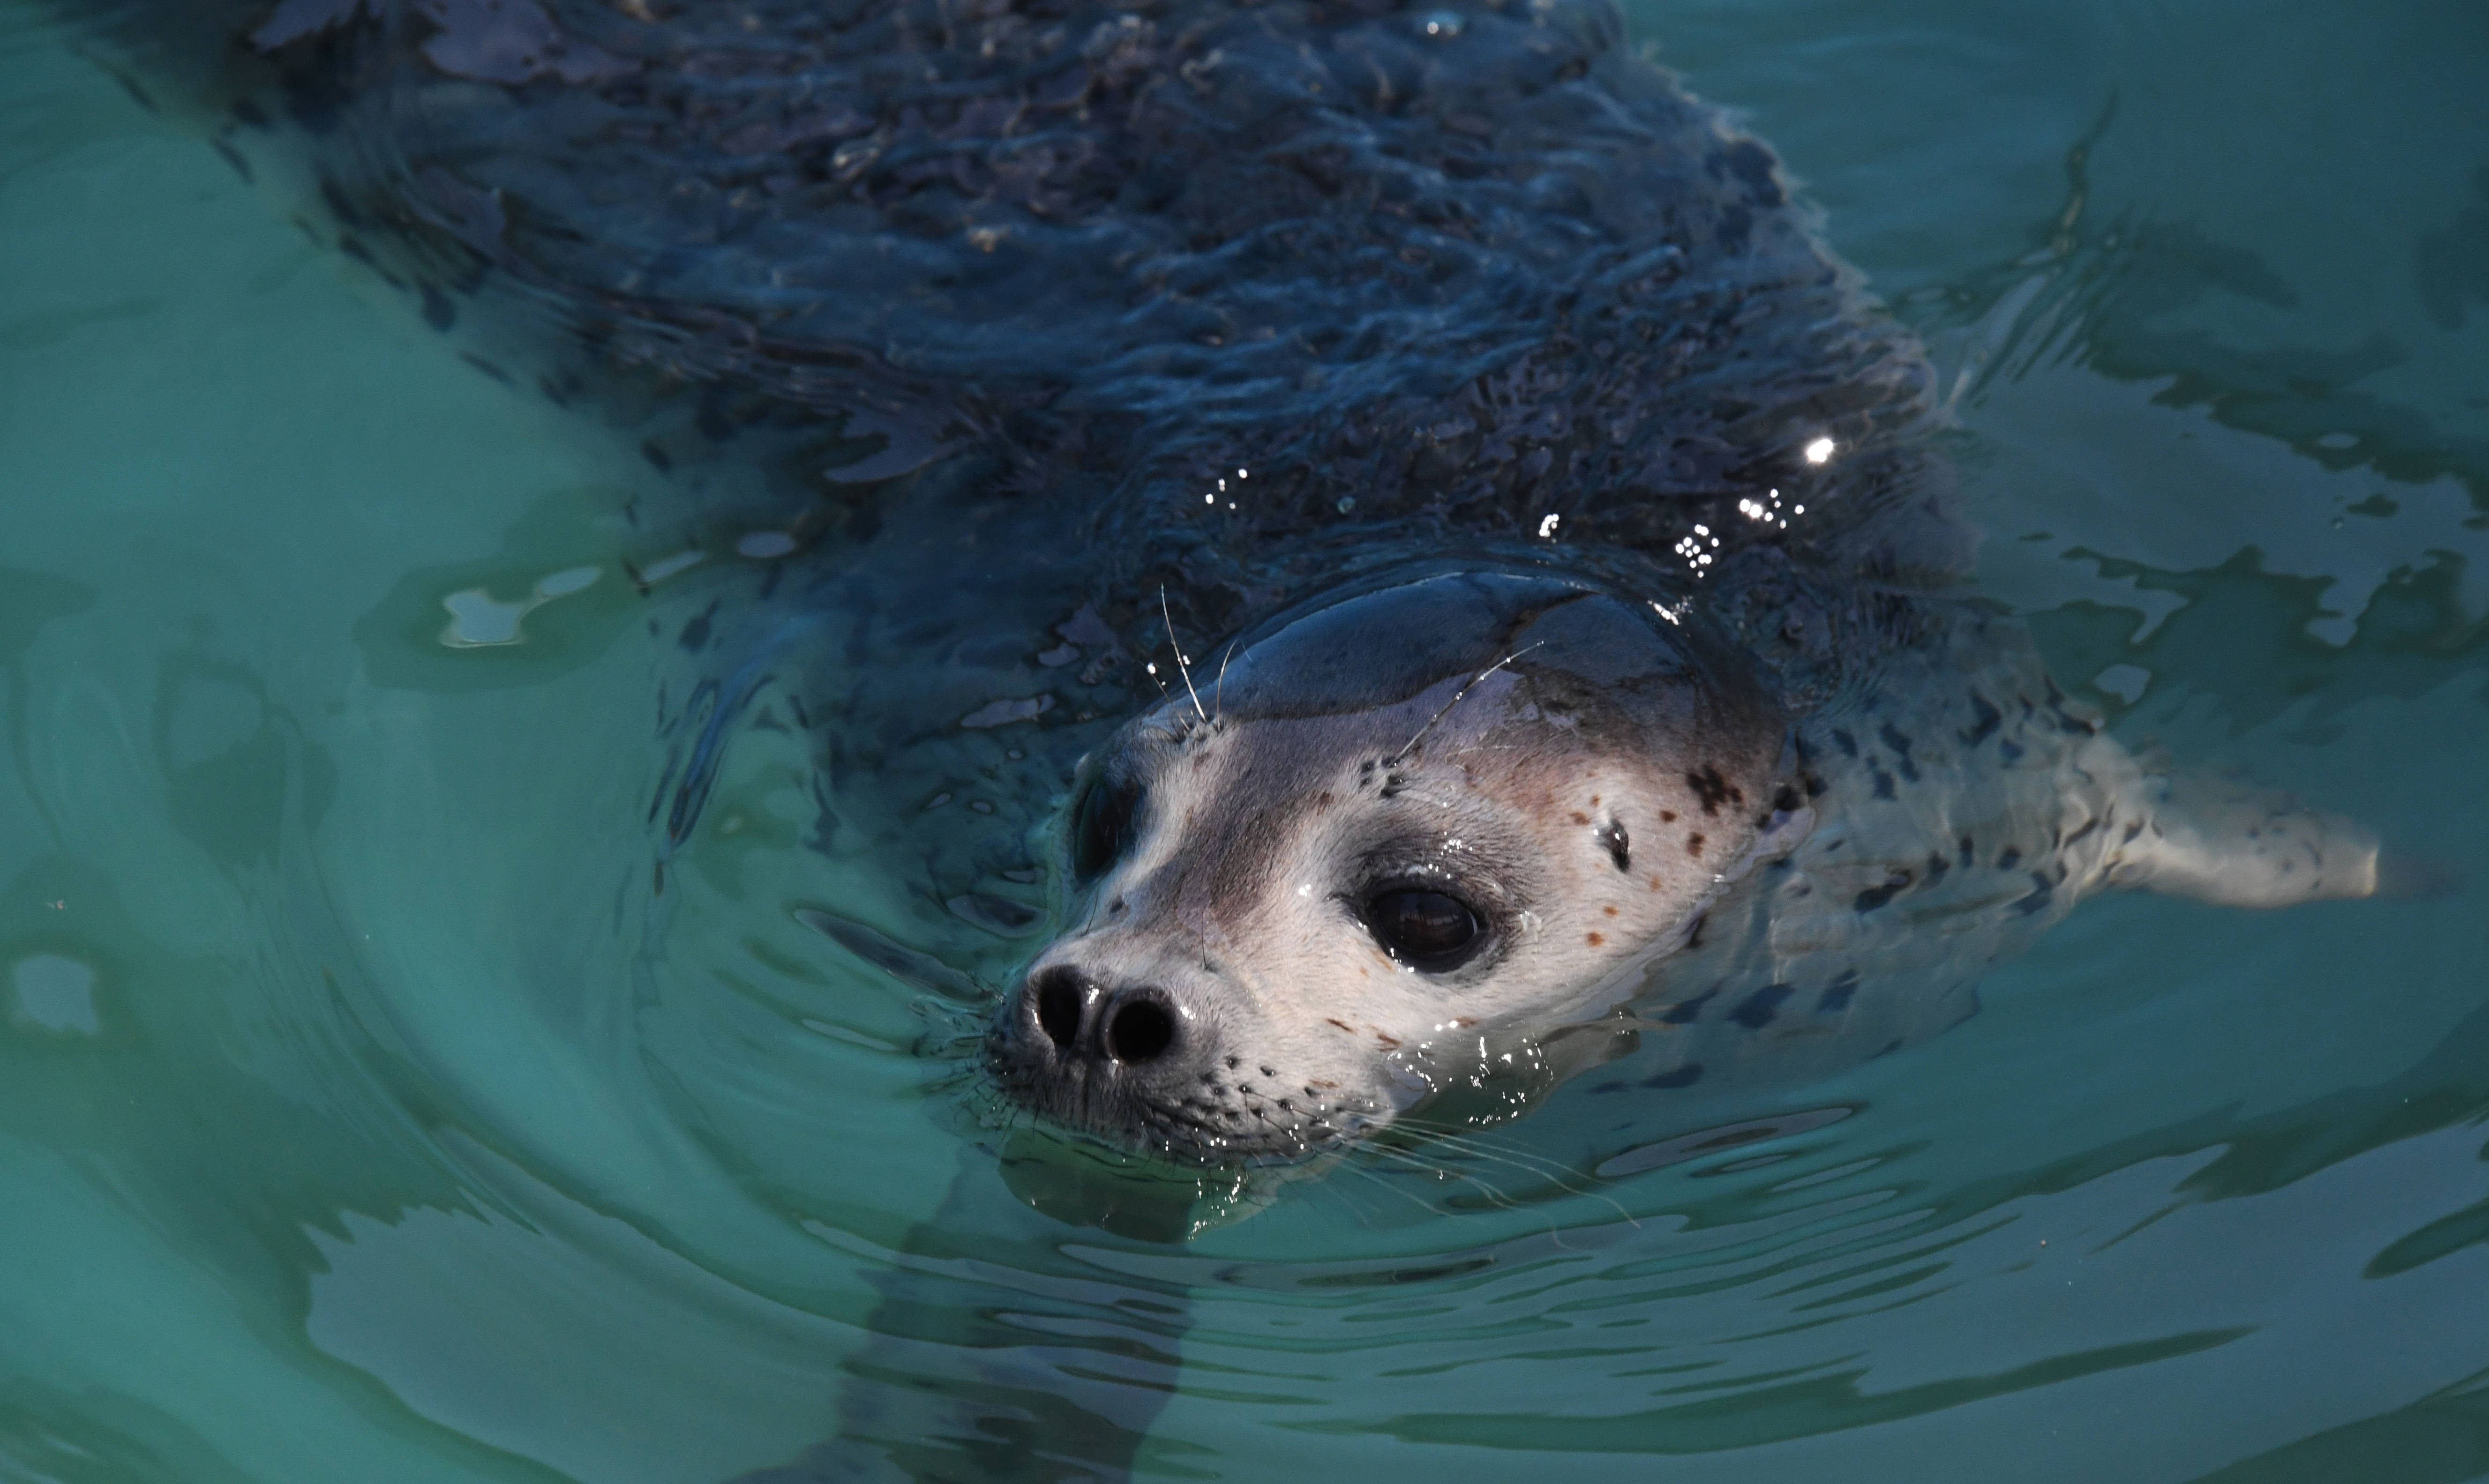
(1212, 638, 1238, 723)
(1356, 1139, 1530, 1214)
(1390, 642, 1544, 766)
(1159, 584, 1208, 726)
(1307, 1172, 1393, 1235)
(1325, 1156, 1448, 1227)
(1362, 1138, 1606, 1246)
(1394, 1126, 1641, 1230)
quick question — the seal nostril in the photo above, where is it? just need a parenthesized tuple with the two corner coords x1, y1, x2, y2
(1104, 994, 1177, 1065)
(1034, 968, 1084, 1051)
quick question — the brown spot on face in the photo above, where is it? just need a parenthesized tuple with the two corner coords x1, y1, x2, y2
(1570, 811, 1590, 825)
(1660, 810, 1677, 823)
(1603, 904, 1619, 917)
(1326, 1017, 1354, 1033)
(1648, 874, 1664, 891)
(1687, 833, 1705, 857)
(1586, 931, 1604, 947)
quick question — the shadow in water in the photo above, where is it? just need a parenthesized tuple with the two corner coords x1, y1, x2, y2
(732, 1136, 1228, 1483)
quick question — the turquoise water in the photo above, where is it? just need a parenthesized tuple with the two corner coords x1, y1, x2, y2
(6, 1, 2489, 1481)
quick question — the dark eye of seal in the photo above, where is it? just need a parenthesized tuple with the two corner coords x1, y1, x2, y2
(1364, 888, 1486, 972)
(1071, 778, 1140, 880)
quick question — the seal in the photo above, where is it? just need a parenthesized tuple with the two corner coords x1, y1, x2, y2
(107, 0, 2412, 1167)
(988, 567, 2396, 1163)
(988, 572, 1798, 1158)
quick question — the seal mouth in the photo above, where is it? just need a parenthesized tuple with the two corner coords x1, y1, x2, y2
(982, 1014, 1385, 1166)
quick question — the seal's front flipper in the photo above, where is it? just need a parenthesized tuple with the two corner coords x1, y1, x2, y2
(2099, 763, 2449, 906)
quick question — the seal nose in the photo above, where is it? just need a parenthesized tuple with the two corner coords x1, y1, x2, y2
(1020, 966, 1181, 1066)
(1033, 964, 1087, 1051)
(1102, 989, 1177, 1065)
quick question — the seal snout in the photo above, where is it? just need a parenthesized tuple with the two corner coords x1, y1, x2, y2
(1026, 965, 1183, 1067)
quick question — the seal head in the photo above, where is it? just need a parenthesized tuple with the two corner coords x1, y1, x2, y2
(989, 571, 1792, 1161)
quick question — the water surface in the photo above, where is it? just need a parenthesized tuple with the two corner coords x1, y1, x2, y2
(4, 0, 2488, 1479)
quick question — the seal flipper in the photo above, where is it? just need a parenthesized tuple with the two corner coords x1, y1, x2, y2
(2095, 762, 2421, 907)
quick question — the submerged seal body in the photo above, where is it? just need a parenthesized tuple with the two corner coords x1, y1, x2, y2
(125, 0, 2398, 1164)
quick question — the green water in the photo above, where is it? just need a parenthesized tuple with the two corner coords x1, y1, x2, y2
(6, 0, 2489, 1480)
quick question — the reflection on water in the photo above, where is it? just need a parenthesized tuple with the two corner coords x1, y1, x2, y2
(7, 951, 100, 1034)
(4, 0, 2489, 1480)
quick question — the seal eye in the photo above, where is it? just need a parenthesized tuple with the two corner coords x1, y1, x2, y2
(1364, 888, 1485, 972)
(1071, 778, 1140, 880)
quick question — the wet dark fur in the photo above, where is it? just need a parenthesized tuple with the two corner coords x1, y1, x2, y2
(90, 0, 1964, 690)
